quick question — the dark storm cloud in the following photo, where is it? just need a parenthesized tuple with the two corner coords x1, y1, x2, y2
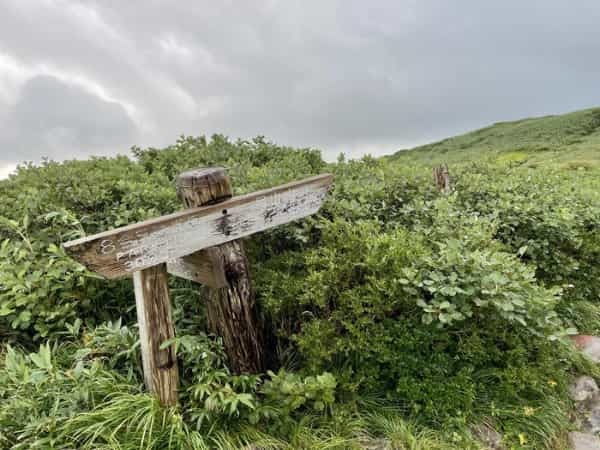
(1, 0, 599, 173)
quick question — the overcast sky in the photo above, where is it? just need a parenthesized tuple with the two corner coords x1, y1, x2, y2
(1, 0, 599, 177)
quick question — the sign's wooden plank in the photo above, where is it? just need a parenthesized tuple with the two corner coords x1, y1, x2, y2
(64, 174, 333, 279)
(166, 249, 227, 288)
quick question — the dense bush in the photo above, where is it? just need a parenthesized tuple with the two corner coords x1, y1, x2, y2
(454, 166, 600, 289)
(1, 133, 599, 448)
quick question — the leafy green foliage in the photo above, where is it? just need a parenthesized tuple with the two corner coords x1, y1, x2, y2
(0, 340, 140, 449)
(1, 117, 600, 449)
(0, 212, 95, 339)
(0, 135, 325, 342)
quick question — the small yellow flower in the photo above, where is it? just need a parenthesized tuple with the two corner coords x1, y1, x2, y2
(519, 433, 528, 445)
(548, 379, 557, 387)
(523, 406, 535, 416)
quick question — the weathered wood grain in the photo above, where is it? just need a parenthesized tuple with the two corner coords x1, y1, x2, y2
(64, 174, 333, 279)
(433, 164, 451, 193)
(166, 168, 231, 288)
(166, 248, 227, 287)
(133, 264, 179, 406)
(205, 241, 264, 373)
(175, 167, 265, 374)
(175, 167, 233, 207)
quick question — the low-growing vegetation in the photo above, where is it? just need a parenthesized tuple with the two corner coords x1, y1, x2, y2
(1, 108, 600, 448)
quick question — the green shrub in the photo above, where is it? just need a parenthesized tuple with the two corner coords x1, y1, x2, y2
(451, 165, 600, 327)
(1, 132, 600, 448)
(0, 213, 94, 339)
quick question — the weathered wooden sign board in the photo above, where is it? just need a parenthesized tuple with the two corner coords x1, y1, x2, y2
(64, 174, 331, 278)
(63, 168, 333, 406)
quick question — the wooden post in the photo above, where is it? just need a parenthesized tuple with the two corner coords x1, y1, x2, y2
(133, 263, 179, 405)
(433, 164, 451, 193)
(175, 167, 265, 374)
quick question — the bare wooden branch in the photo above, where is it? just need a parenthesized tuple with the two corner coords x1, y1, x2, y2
(64, 174, 333, 279)
(176, 167, 265, 374)
(133, 263, 178, 406)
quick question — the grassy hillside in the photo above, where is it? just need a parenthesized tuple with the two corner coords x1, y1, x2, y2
(393, 107, 600, 167)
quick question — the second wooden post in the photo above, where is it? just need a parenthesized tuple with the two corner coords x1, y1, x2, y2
(433, 164, 451, 193)
(175, 167, 265, 373)
(133, 263, 179, 405)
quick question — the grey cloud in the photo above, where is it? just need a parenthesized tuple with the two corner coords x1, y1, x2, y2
(0, 0, 599, 169)
(0, 75, 137, 161)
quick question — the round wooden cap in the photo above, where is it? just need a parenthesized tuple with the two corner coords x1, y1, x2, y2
(175, 167, 232, 207)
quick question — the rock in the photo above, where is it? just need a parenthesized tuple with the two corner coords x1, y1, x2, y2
(571, 335, 600, 363)
(570, 376, 600, 402)
(569, 432, 600, 450)
(470, 423, 505, 450)
(578, 391, 600, 434)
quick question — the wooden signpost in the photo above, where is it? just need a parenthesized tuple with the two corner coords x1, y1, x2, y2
(433, 164, 451, 193)
(64, 168, 333, 405)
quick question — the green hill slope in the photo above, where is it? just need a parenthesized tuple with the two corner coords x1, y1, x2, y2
(393, 107, 600, 167)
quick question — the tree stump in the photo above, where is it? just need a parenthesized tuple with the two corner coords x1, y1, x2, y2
(175, 167, 265, 373)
